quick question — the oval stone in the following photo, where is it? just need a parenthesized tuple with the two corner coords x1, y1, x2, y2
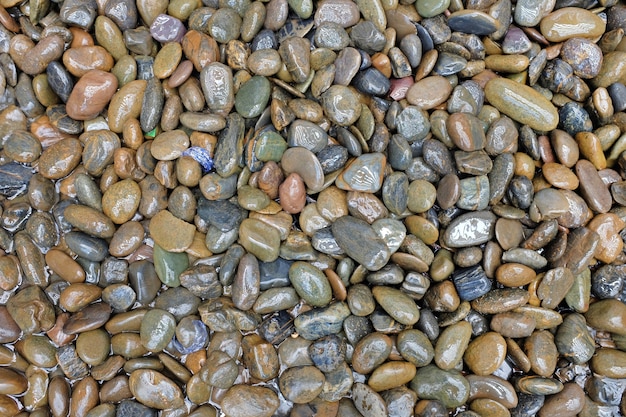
(372, 286, 420, 325)
(410, 365, 470, 409)
(289, 261, 332, 307)
(485, 78, 558, 132)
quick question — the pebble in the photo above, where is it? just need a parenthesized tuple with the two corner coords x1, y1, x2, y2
(442, 211, 496, 248)
(485, 78, 559, 131)
(221, 385, 279, 417)
(410, 365, 470, 408)
(129, 370, 184, 409)
(540, 8, 606, 42)
(537, 383, 584, 417)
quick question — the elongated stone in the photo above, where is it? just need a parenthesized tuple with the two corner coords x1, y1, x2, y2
(485, 78, 559, 131)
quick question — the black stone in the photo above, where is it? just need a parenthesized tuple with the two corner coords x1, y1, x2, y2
(129, 260, 160, 305)
(124, 27, 153, 56)
(592, 264, 626, 300)
(352, 67, 390, 96)
(0, 162, 32, 198)
(135, 56, 154, 80)
(104, 0, 138, 31)
(558, 102, 593, 136)
(421, 15, 451, 45)
(448, 12, 499, 36)
(116, 400, 157, 417)
(197, 198, 247, 232)
(219, 244, 246, 286)
(100, 257, 129, 285)
(423, 138, 455, 176)
(59, 0, 98, 30)
(511, 393, 545, 417)
(65, 231, 109, 262)
(453, 265, 492, 301)
(259, 257, 292, 290)
(415, 23, 435, 52)
(140, 76, 164, 132)
(312, 227, 344, 256)
(317, 145, 349, 174)
(350, 21, 386, 54)
(251, 29, 278, 52)
(433, 52, 467, 76)
(258, 310, 294, 344)
(47, 105, 84, 135)
(507, 175, 534, 210)
(341, 317, 372, 348)
(308, 334, 346, 372)
(416, 308, 439, 341)
(608, 82, 626, 113)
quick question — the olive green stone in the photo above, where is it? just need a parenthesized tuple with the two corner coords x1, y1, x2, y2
(153, 243, 189, 287)
(585, 299, 626, 336)
(289, 261, 333, 307)
(237, 185, 270, 211)
(564, 268, 591, 313)
(555, 313, 595, 365)
(221, 385, 279, 417)
(140, 309, 176, 352)
(239, 218, 281, 262)
(592, 51, 626, 88)
(410, 365, 470, 408)
(416, 0, 450, 18)
(279, 366, 325, 404)
(253, 288, 299, 314)
(208, 8, 242, 43)
(255, 131, 288, 162)
(235, 76, 271, 119)
(407, 180, 437, 213)
(435, 320, 472, 370)
(76, 329, 110, 366)
(372, 286, 420, 325)
(17, 335, 58, 368)
(590, 348, 626, 378)
(288, 0, 313, 18)
(332, 216, 391, 271)
(457, 175, 490, 211)
(397, 329, 435, 367)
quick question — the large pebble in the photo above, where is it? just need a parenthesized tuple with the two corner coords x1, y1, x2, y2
(485, 78, 558, 132)
(129, 369, 184, 409)
(332, 216, 391, 271)
(221, 385, 279, 417)
(410, 365, 470, 408)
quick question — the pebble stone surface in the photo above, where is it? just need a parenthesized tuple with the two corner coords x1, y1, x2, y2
(1, 0, 626, 417)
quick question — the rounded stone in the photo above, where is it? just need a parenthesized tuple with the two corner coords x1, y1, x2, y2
(101, 179, 141, 225)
